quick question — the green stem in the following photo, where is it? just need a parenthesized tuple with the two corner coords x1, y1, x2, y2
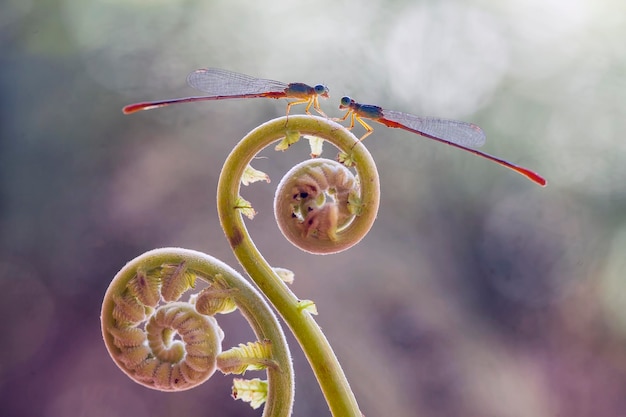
(217, 115, 379, 417)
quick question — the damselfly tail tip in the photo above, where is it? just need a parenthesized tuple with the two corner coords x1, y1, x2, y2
(122, 103, 144, 114)
(522, 168, 547, 187)
(122, 102, 162, 115)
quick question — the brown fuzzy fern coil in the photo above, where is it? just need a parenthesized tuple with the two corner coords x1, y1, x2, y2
(274, 158, 363, 254)
(101, 262, 224, 391)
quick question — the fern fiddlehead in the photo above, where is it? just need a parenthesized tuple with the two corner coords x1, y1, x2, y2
(102, 113, 380, 417)
(101, 248, 294, 416)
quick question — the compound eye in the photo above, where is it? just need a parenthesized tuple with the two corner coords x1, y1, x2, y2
(314, 84, 328, 95)
(339, 96, 352, 107)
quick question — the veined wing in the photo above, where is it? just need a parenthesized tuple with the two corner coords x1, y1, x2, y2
(383, 109, 486, 148)
(186, 68, 289, 96)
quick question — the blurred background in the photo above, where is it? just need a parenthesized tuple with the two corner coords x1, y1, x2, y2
(1, 0, 625, 416)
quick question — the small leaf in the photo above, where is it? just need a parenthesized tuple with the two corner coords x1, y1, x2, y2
(193, 286, 238, 315)
(127, 268, 162, 307)
(272, 267, 294, 284)
(232, 378, 268, 409)
(217, 340, 275, 375)
(108, 326, 147, 348)
(112, 292, 146, 324)
(160, 262, 195, 302)
(235, 196, 257, 219)
(305, 135, 324, 157)
(275, 130, 301, 151)
(242, 165, 270, 186)
(337, 151, 356, 167)
(297, 299, 318, 315)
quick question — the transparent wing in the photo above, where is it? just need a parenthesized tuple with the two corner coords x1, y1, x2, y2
(383, 109, 486, 148)
(186, 68, 288, 96)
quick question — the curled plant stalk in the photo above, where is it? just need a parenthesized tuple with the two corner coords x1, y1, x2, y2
(218, 115, 380, 417)
(101, 248, 294, 417)
(102, 115, 379, 417)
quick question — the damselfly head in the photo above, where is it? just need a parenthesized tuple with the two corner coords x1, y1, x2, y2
(339, 96, 354, 109)
(314, 84, 330, 98)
